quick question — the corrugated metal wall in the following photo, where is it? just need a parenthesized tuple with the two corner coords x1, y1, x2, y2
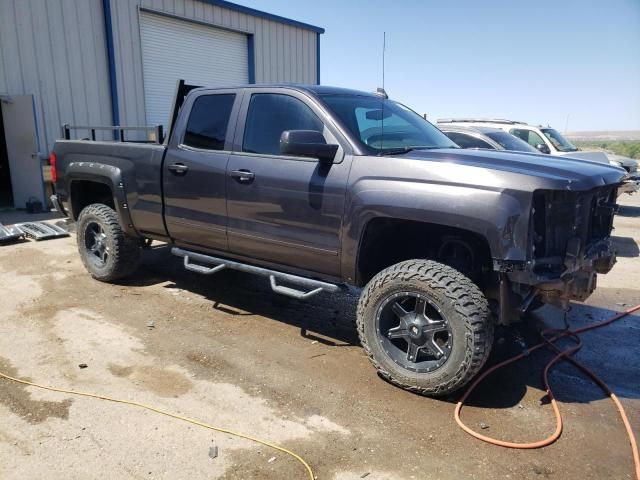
(0, 0, 319, 151)
(110, 0, 319, 128)
(0, 0, 113, 153)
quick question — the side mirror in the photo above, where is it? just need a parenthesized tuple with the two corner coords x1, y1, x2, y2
(535, 143, 551, 154)
(280, 130, 339, 163)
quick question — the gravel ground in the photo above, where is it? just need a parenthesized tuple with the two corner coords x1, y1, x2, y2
(0, 193, 638, 480)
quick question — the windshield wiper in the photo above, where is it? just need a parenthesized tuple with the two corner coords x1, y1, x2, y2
(378, 145, 453, 156)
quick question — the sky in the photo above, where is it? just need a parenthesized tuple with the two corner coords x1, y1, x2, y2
(240, 0, 640, 131)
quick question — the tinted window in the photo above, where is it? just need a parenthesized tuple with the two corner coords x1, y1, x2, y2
(183, 94, 235, 150)
(243, 94, 324, 155)
(444, 132, 495, 150)
(484, 131, 538, 152)
(510, 128, 546, 148)
(541, 128, 578, 152)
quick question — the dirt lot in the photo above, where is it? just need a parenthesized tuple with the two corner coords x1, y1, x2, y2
(1, 194, 638, 480)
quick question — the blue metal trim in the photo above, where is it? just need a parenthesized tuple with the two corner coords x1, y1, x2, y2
(102, 0, 120, 138)
(316, 32, 320, 85)
(247, 34, 255, 84)
(200, 0, 324, 33)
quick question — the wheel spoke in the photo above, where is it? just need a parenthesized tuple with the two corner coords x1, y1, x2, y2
(423, 320, 447, 334)
(391, 302, 409, 320)
(414, 297, 427, 316)
(429, 338, 445, 358)
(387, 326, 408, 340)
(406, 342, 420, 362)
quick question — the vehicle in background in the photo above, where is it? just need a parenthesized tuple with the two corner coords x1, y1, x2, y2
(51, 83, 624, 397)
(438, 118, 638, 195)
(437, 124, 539, 153)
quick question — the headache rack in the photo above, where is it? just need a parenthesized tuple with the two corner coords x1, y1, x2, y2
(61, 80, 203, 145)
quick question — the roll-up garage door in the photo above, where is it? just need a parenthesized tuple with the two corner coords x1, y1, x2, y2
(139, 11, 248, 128)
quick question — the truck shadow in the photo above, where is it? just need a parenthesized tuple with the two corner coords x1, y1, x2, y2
(124, 245, 640, 405)
(125, 244, 361, 347)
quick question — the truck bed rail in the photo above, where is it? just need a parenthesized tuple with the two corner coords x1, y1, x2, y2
(62, 124, 164, 144)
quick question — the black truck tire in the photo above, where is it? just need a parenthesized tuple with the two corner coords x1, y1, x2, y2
(77, 203, 141, 282)
(357, 259, 493, 397)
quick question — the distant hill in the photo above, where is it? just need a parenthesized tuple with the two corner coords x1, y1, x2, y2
(565, 130, 640, 141)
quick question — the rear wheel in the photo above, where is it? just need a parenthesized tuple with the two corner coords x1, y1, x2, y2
(77, 204, 141, 282)
(357, 259, 493, 396)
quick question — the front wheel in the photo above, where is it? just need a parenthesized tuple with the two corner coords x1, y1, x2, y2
(357, 259, 493, 397)
(77, 204, 141, 282)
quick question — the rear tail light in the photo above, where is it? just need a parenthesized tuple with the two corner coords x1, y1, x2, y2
(49, 151, 57, 183)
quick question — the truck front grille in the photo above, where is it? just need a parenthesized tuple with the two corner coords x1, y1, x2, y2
(531, 186, 617, 273)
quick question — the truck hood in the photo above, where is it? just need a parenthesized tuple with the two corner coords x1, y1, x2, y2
(397, 148, 625, 191)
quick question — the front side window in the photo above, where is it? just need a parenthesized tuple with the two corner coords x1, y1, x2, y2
(243, 94, 324, 155)
(484, 131, 538, 152)
(320, 94, 457, 155)
(183, 94, 236, 150)
(541, 128, 578, 152)
(510, 128, 547, 148)
(444, 132, 495, 150)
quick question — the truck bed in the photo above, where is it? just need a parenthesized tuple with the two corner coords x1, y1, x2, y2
(53, 140, 169, 239)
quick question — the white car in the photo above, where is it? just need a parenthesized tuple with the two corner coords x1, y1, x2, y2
(437, 118, 638, 194)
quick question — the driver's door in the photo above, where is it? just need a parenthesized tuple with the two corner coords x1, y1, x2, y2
(225, 89, 348, 277)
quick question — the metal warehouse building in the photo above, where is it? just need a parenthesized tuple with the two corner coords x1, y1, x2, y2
(0, 0, 323, 208)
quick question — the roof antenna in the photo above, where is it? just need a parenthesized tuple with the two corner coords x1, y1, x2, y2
(382, 31, 385, 91)
(376, 32, 388, 99)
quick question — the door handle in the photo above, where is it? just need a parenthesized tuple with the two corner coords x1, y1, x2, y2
(230, 169, 255, 184)
(168, 163, 189, 175)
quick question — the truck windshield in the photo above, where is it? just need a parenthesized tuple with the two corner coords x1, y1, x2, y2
(541, 128, 578, 152)
(319, 94, 458, 155)
(484, 131, 538, 153)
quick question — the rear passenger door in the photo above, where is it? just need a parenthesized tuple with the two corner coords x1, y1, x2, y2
(225, 89, 349, 277)
(163, 90, 241, 250)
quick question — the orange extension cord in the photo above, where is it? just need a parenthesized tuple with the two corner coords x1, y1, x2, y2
(455, 304, 640, 480)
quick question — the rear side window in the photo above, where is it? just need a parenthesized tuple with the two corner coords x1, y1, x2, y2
(243, 94, 324, 155)
(444, 132, 494, 150)
(183, 94, 235, 150)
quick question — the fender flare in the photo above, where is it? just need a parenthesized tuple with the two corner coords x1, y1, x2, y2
(65, 161, 138, 236)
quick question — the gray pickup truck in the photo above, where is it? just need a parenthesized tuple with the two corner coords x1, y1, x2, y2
(51, 83, 624, 396)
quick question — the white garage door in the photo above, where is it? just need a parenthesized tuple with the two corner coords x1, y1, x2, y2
(139, 11, 248, 128)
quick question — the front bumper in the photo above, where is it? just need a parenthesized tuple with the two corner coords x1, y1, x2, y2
(525, 238, 616, 310)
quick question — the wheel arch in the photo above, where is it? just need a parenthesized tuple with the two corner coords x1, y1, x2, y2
(353, 215, 494, 287)
(65, 162, 137, 236)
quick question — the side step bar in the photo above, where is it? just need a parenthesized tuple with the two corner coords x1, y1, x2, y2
(171, 247, 341, 300)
